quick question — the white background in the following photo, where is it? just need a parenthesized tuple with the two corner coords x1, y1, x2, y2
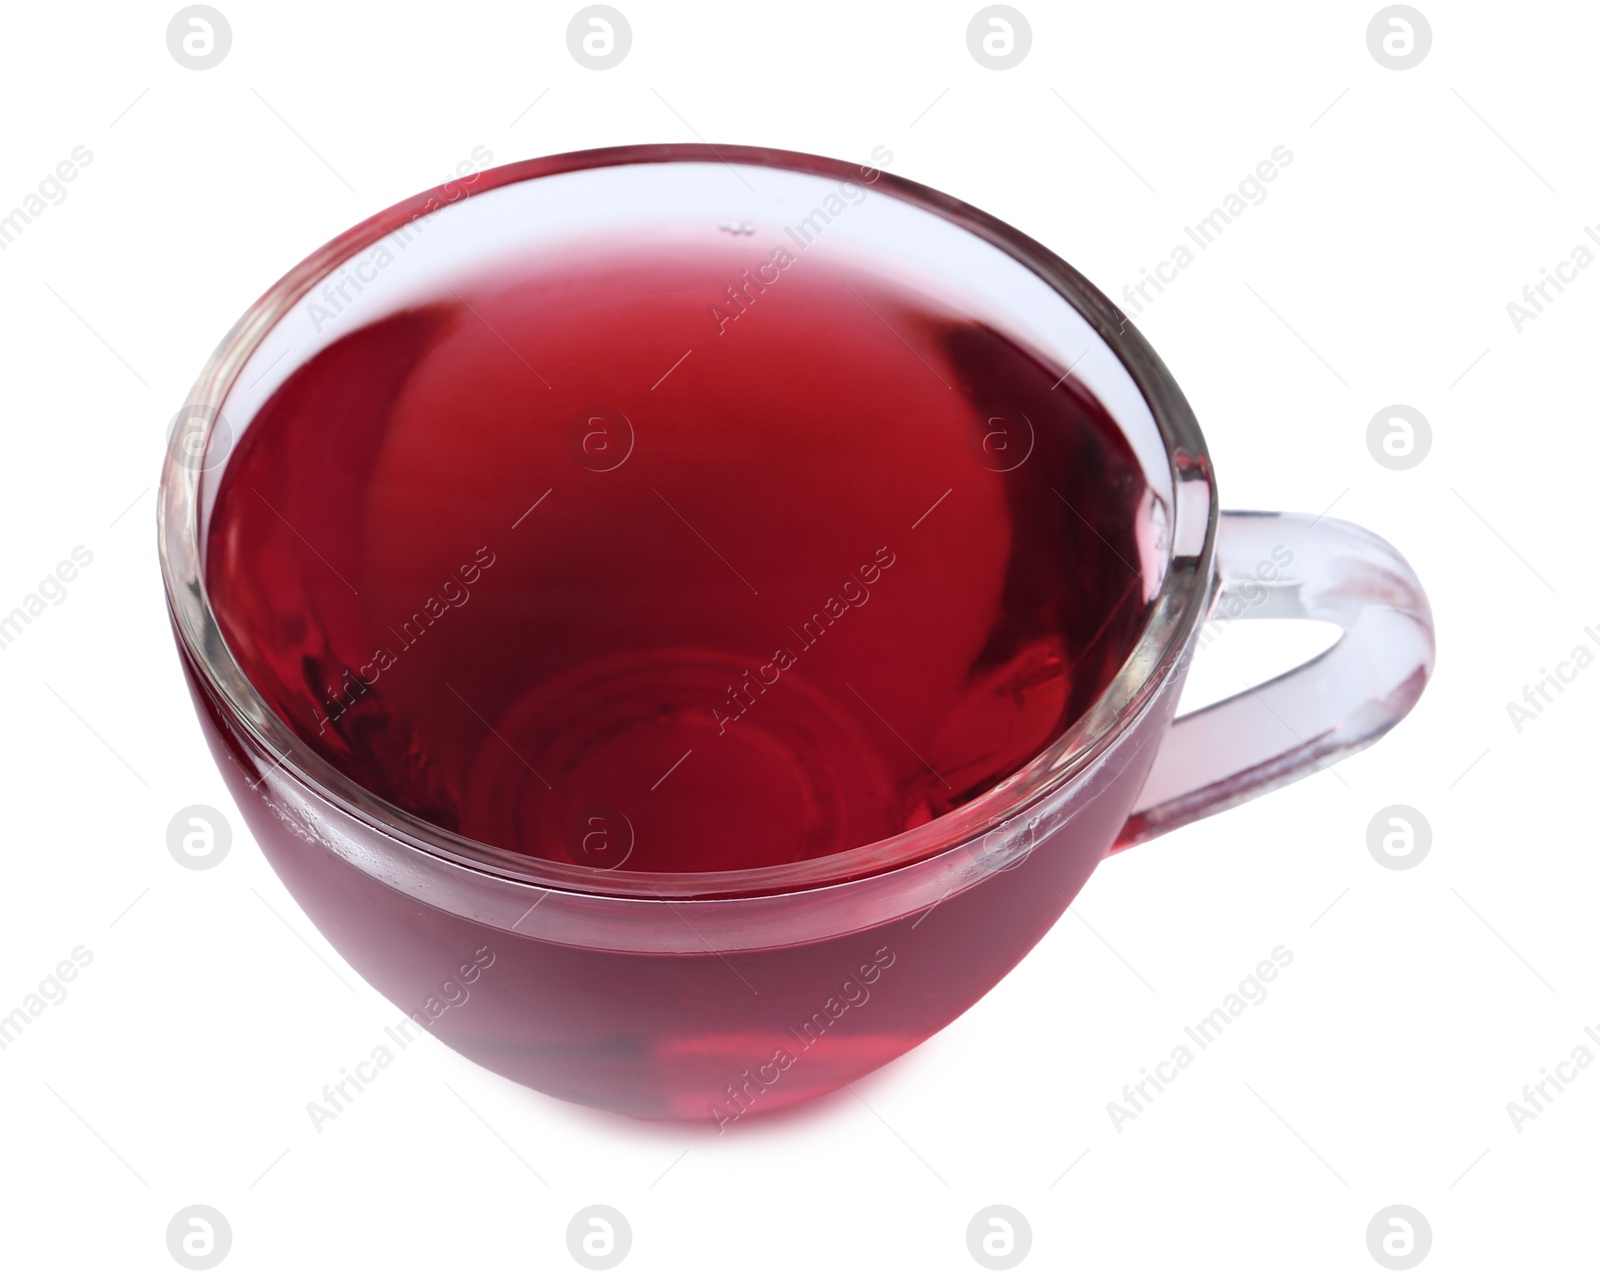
(1, 1, 1595, 1272)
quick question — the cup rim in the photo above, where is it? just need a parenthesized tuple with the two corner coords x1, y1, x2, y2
(157, 142, 1218, 901)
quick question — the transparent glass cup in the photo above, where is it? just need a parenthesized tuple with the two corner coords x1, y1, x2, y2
(158, 145, 1434, 1123)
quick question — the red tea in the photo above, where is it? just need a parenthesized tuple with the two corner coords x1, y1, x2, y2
(204, 237, 1154, 875)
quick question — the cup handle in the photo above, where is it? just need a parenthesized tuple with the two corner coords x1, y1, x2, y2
(1114, 510, 1435, 851)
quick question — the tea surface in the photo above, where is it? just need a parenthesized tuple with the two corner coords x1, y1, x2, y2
(205, 238, 1155, 874)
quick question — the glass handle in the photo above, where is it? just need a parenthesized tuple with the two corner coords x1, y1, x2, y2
(1115, 511, 1435, 851)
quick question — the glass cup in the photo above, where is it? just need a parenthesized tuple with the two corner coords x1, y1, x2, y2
(158, 145, 1434, 1123)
